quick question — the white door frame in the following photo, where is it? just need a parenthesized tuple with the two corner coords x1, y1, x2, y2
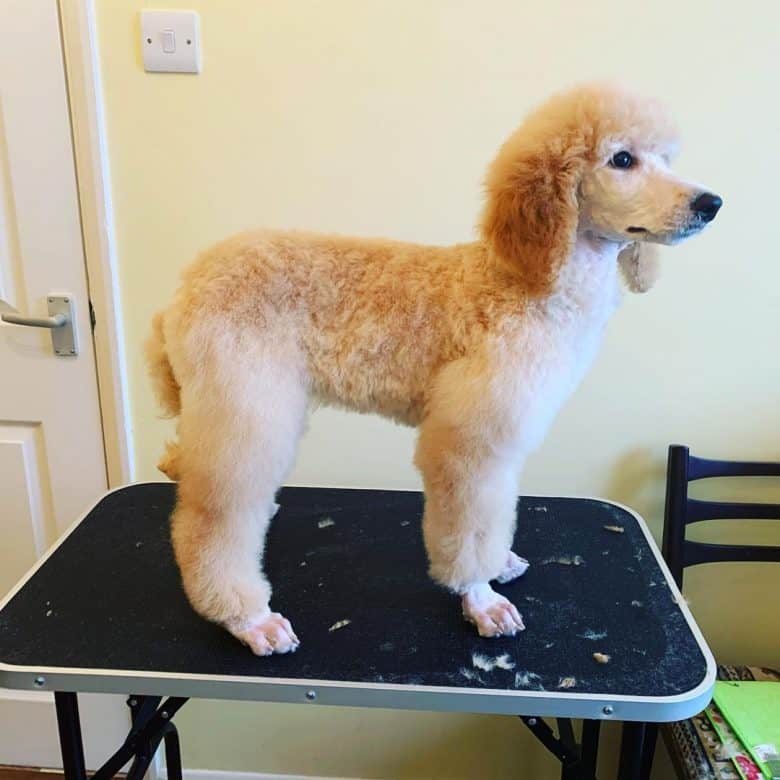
(58, 1, 148, 770)
(58, 0, 134, 487)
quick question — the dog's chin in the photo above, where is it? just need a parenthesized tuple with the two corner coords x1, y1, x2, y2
(656, 225, 707, 245)
(624, 222, 706, 246)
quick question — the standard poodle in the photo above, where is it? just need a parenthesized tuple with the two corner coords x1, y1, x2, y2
(146, 84, 721, 655)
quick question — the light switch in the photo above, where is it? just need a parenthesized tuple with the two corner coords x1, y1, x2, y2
(140, 10, 201, 73)
(161, 29, 176, 54)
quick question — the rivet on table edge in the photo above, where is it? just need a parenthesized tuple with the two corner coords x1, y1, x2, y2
(33, 676, 46, 688)
(305, 690, 317, 701)
(161, 710, 169, 719)
(602, 705, 614, 715)
(527, 717, 537, 726)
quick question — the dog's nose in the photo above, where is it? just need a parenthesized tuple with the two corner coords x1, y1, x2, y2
(690, 192, 723, 223)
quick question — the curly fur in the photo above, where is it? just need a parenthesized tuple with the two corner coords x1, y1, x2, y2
(146, 83, 719, 652)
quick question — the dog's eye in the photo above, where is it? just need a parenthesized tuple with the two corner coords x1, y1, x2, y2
(610, 151, 634, 169)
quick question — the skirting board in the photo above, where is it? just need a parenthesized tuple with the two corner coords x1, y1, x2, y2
(160, 770, 367, 780)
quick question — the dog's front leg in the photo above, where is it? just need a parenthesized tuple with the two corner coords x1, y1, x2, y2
(415, 416, 526, 637)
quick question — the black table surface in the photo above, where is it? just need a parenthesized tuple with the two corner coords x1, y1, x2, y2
(0, 483, 713, 720)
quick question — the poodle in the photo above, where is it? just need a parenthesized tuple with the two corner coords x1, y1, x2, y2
(146, 84, 721, 655)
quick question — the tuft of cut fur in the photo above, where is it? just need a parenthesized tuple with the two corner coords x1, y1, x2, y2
(618, 243, 661, 293)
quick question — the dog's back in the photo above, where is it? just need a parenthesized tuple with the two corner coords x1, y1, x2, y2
(147, 230, 506, 427)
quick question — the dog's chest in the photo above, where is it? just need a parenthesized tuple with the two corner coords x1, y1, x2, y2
(498, 252, 622, 445)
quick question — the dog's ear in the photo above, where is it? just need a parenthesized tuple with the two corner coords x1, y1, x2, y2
(480, 132, 588, 297)
(618, 242, 660, 293)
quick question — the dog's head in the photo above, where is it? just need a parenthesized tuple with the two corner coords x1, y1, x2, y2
(480, 84, 721, 296)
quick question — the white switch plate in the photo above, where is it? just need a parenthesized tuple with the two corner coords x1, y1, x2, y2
(140, 10, 201, 73)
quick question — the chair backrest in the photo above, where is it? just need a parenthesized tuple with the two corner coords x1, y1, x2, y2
(662, 444, 780, 588)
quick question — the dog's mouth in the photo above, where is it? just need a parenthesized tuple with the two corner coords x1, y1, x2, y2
(639, 220, 708, 245)
(670, 225, 705, 242)
(625, 215, 709, 243)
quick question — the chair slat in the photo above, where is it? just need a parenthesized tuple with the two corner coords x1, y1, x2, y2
(684, 539, 780, 567)
(686, 498, 780, 524)
(688, 455, 780, 481)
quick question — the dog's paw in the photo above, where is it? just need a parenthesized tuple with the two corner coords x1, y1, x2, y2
(494, 551, 530, 584)
(462, 583, 525, 638)
(228, 611, 300, 656)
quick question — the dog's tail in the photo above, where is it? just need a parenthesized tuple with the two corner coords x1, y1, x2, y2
(145, 312, 182, 480)
(146, 311, 181, 418)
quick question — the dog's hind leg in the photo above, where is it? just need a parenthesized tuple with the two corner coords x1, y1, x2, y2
(170, 327, 308, 655)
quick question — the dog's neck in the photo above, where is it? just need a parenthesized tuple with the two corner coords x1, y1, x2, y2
(552, 231, 624, 312)
(574, 229, 627, 261)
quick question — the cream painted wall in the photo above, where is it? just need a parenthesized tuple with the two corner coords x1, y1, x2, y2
(95, 0, 779, 777)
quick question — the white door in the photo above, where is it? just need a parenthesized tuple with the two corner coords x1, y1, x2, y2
(0, 0, 128, 769)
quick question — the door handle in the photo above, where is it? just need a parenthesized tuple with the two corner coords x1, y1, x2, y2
(1, 312, 67, 328)
(0, 295, 78, 356)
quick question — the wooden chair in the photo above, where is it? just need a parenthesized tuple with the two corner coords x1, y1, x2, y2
(657, 444, 780, 779)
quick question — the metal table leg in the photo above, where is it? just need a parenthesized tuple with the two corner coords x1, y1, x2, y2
(54, 690, 187, 780)
(618, 721, 646, 780)
(580, 720, 601, 777)
(54, 692, 87, 780)
(520, 716, 598, 780)
(164, 722, 183, 780)
(640, 723, 658, 780)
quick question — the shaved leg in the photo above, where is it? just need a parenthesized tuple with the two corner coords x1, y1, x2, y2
(415, 414, 526, 638)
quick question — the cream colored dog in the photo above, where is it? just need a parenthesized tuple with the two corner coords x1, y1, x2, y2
(147, 84, 721, 655)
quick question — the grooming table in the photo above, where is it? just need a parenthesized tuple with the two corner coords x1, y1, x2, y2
(0, 484, 714, 780)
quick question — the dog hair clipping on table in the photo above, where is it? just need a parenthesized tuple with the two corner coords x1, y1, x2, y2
(542, 555, 585, 566)
(514, 671, 543, 688)
(318, 517, 335, 529)
(579, 629, 608, 641)
(472, 653, 516, 672)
